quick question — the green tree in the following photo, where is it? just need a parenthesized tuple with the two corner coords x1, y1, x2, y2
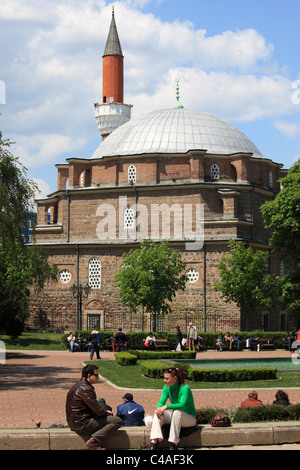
(261, 159, 300, 314)
(0, 132, 57, 336)
(114, 239, 187, 331)
(214, 239, 278, 328)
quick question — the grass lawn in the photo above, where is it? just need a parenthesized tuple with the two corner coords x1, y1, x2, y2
(86, 359, 300, 390)
(0, 331, 66, 350)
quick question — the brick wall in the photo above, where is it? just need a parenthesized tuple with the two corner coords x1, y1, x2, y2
(30, 151, 284, 333)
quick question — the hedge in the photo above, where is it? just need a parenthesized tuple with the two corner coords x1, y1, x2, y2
(114, 352, 137, 366)
(188, 367, 277, 382)
(233, 404, 300, 422)
(140, 361, 277, 382)
(62, 330, 289, 351)
(140, 361, 168, 378)
(195, 404, 300, 424)
(127, 350, 196, 360)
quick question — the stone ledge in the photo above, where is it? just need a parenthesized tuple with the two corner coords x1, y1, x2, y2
(1, 422, 300, 450)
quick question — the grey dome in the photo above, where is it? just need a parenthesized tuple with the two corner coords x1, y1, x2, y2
(92, 108, 262, 159)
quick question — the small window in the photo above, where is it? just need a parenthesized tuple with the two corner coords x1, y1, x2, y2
(280, 261, 285, 278)
(128, 165, 136, 184)
(89, 257, 101, 289)
(185, 268, 199, 283)
(269, 171, 273, 189)
(211, 164, 219, 180)
(80, 171, 84, 187)
(59, 269, 71, 284)
(124, 206, 135, 229)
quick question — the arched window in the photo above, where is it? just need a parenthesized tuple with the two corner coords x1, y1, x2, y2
(124, 206, 135, 229)
(128, 165, 136, 184)
(211, 164, 219, 180)
(88, 257, 101, 289)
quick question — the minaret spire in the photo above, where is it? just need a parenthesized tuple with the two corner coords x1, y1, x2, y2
(94, 8, 132, 141)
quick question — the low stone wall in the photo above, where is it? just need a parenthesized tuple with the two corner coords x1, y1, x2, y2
(1, 422, 300, 450)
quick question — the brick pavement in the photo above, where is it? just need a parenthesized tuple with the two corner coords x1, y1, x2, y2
(1, 349, 300, 430)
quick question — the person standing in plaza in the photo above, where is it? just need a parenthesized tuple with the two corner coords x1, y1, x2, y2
(90, 325, 101, 359)
(187, 322, 197, 351)
(115, 327, 126, 352)
(66, 365, 122, 450)
(175, 325, 183, 351)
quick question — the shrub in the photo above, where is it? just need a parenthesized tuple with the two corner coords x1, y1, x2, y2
(234, 404, 300, 423)
(140, 361, 168, 378)
(127, 350, 196, 360)
(187, 367, 277, 382)
(195, 404, 300, 424)
(114, 352, 137, 366)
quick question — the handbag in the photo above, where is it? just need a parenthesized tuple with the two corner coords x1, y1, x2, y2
(211, 412, 231, 427)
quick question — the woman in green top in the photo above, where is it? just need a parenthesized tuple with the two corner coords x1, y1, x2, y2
(150, 367, 197, 450)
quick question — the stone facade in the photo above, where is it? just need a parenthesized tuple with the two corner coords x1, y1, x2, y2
(28, 149, 286, 333)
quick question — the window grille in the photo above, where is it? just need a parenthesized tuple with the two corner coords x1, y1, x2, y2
(128, 165, 136, 183)
(59, 269, 71, 283)
(185, 268, 199, 283)
(269, 171, 273, 188)
(88, 257, 101, 289)
(124, 206, 135, 229)
(210, 164, 219, 180)
(280, 261, 285, 278)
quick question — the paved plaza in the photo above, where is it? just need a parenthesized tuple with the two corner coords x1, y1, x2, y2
(1, 348, 300, 430)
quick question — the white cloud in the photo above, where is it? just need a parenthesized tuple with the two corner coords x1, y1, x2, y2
(0, 0, 298, 176)
(0, 0, 52, 21)
(33, 178, 52, 200)
(274, 120, 300, 139)
(129, 68, 294, 122)
(12, 134, 87, 168)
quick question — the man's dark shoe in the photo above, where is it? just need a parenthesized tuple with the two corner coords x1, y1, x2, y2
(86, 437, 104, 450)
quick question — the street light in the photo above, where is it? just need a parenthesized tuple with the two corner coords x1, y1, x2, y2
(70, 283, 91, 330)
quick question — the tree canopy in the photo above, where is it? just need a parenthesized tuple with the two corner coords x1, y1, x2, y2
(261, 159, 300, 314)
(114, 239, 187, 330)
(0, 132, 57, 336)
(214, 239, 278, 326)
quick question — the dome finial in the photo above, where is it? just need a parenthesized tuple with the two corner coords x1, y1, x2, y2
(173, 78, 184, 109)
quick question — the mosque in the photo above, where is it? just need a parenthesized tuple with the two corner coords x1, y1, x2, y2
(28, 10, 286, 333)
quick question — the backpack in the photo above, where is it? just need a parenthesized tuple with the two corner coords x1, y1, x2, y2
(211, 412, 231, 427)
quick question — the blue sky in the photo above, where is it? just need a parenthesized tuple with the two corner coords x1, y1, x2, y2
(0, 0, 299, 199)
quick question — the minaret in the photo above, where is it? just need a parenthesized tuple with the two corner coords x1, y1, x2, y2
(94, 7, 132, 141)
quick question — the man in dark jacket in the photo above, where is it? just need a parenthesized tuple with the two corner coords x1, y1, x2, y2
(116, 393, 145, 426)
(90, 325, 101, 359)
(66, 365, 121, 450)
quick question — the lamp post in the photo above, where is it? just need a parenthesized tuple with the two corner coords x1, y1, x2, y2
(70, 283, 91, 330)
